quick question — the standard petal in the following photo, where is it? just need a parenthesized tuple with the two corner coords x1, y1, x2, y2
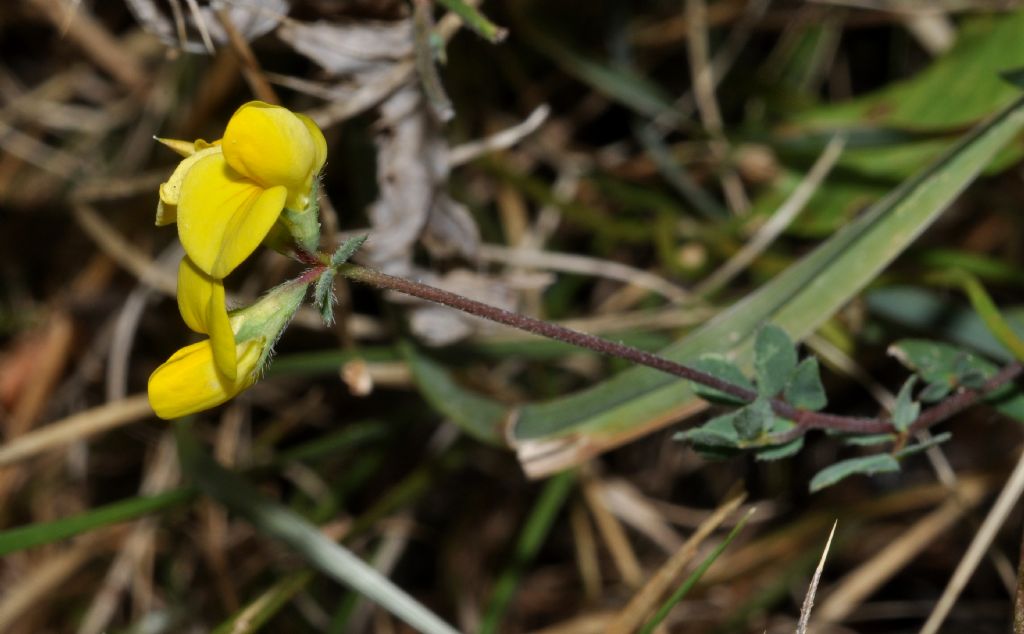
(177, 152, 287, 278)
(147, 337, 263, 420)
(176, 257, 237, 379)
(295, 113, 327, 176)
(222, 101, 316, 197)
(156, 142, 223, 214)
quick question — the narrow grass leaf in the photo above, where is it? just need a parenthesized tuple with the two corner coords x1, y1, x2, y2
(0, 488, 194, 556)
(175, 425, 461, 634)
(212, 571, 314, 634)
(435, 0, 507, 42)
(638, 508, 755, 634)
(480, 472, 575, 634)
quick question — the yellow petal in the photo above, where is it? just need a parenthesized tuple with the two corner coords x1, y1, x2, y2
(158, 145, 223, 213)
(222, 101, 317, 200)
(176, 257, 237, 379)
(295, 113, 327, 176)
(147, 337, 263, 420)
(177, 152, 287, 278)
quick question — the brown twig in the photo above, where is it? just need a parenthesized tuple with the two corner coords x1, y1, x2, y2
(336, 263, 1023, 443)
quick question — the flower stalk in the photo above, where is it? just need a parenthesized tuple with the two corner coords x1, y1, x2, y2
(334, 262, 1023, 442)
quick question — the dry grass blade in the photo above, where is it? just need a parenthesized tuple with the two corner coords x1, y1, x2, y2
(0, 394, 152, 468)
(72, 203, 177, 296)
(448, 105, 551, 167)
(0, 533, 108, 631)
(696, 135, 846, 295)
(26, 0, 145, 89)
(815, 476, 989, 623)
(919, 446, 1024, 634)
(797, 520, 838, 634)
(685, 0, 749, 214)
(605, 488, 747, 634)
(478, 244, 690, 303)
(580, 469, 643, 588)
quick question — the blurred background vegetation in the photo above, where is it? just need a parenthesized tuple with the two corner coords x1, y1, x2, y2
(2, 0, 1024, 632)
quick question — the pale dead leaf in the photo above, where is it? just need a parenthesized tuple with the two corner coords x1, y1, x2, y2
(126, 0, 288, 53)
(277, 18, 413, 76)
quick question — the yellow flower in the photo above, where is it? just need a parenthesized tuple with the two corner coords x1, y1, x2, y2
(156, 101, 327, 279)
(147, 336, 264, 420)
(176, 256, 237, 380)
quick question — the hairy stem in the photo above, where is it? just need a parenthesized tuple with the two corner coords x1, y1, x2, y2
(336, 263, 1022, 440)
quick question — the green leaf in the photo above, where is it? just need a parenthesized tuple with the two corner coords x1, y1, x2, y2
(435, 0, 507, 43)
(895, 432, 953, 459)
(919, 381, 952, 403)
(732, 397, 774, 441)
(174, 425, 461, 634)
(314, 267, 336, 325)
(892, 377, 920, 432)
(674, 413, 741, 448)
(889, 339, 997, 389)
(754, 325, 798, 397)
(400, 342, 506, 445)
(785, 357, 827, 410)
(809, 454, 901, 493)
(841, 433, 896, 447)
(756, 435, 804, 461)
(690, 355, 755, 405)
(796, 12, 1024, 132)
(331, 235, 368, 267)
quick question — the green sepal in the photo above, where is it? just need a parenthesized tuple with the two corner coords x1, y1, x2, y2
(264, 180, 322, 257)
(331, 234, 368, 267)
(314, 268, 337, 326)
(229, 280, 309, 372)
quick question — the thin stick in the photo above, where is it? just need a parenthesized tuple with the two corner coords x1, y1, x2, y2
(920, 445, 1024, 634)
(216, 8, 279, 104)
(0, 395, 153, 468)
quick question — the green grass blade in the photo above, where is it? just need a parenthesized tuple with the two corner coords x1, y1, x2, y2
(175, 424, 462, 634)
(480, 472, 575, 634)
(638, 509, 754, 634)
(435, 0, 507, 43)
(211, 570, 314, 634)
(0, 488, 194, 556)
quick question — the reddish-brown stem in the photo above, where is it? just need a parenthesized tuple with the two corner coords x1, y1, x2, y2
(336, 263, 1023, 441)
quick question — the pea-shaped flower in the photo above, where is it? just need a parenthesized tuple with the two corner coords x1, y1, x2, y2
(148, 263, 311, 420)
(157, 101, 327, 279)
